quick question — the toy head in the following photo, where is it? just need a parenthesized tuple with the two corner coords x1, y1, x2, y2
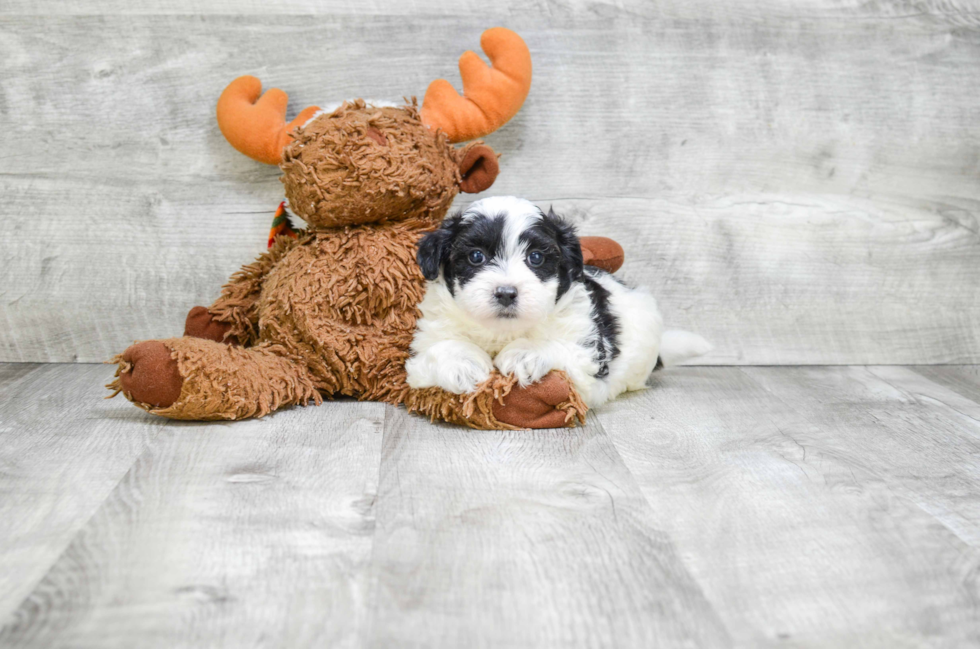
(279, 101, 498, 227)
(216, 28, 532, 228)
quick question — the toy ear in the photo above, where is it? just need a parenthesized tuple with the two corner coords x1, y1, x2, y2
(417, 227, 453, 280)
(458, 144, 499, 194)
(545, 207, 584, 295)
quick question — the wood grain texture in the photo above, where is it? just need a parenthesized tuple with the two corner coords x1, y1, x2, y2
(596, 366, 980, 646)
(365, 406, 731, 648)
(1, 6, 979, 363)
(4, 363, 980, 645)
(0, 395, 386, 649)
(4, 0, 980, 24)
(746, 365, 980, 546)
(548, 196, 980, 364)
(0, 364, 157, 622)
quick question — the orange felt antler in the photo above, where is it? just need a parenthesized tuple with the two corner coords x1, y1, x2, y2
(420, 28, 532, 143)
(216, 76, 320, 165)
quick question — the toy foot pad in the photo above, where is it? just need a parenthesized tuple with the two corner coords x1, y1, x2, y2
(492, 372, 574, 429)
(118, 341, 184, 408)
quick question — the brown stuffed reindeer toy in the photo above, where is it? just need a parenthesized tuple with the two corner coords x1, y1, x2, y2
(108, 28, 624, 428)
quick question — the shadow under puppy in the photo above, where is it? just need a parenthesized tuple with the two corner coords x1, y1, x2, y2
(406, 196, 711, 409)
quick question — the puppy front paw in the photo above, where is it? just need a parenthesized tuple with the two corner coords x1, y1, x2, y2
(494, 343, 555, 387)
(438, 355, 493, 394)
(406, 342, 493, 394)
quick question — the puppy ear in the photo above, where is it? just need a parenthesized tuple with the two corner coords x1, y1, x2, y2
(417, 214, 461, 280)
(417, 229, 451, 280)
(546, 207, 584, 292)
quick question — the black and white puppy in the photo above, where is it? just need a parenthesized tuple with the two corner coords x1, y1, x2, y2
(405, 196, 710, 408)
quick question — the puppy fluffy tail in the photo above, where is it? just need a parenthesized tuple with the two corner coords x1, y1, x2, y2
(658, 330, 713, 368)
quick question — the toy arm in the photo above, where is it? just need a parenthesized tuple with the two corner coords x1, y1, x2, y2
(204, 236, 300, 346)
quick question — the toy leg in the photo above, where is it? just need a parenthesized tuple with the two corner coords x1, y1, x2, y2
(108, 337, 319, 421)
(184, 306, 239, 345)
(403, 370, 587, 430)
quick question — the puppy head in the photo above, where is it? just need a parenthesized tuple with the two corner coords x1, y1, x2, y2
(417, 197, 583, 330)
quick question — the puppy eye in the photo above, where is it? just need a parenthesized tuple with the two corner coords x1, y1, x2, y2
(527, 251, 544, 267)
(468, 250, 486, 265)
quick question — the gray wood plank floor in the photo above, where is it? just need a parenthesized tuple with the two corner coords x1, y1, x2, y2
(1, 364, 978, 647)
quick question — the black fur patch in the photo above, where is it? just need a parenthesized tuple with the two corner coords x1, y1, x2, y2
(446, 212, 507, 294)
(518, 208, 583, 298)
(582, 268, 620, 378)
(416, 220, 455, 281)
(417, 212, 466, 293)
(418, 210, 512, 296)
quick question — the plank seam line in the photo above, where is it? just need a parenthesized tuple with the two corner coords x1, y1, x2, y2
(0, 423, 159, 632)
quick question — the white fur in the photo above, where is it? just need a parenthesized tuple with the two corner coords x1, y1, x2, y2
(403, 339, 493, 394)
(659, 330, 714, 366)
(405, 197, 710, 410)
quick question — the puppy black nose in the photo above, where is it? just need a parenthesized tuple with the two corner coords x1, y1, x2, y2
(493, 286, 518, 307)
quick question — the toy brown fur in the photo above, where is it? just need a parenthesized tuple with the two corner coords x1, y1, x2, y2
(108, 29, 620, 428)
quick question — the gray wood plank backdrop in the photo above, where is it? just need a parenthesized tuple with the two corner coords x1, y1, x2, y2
(2, 0, 979, 364)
